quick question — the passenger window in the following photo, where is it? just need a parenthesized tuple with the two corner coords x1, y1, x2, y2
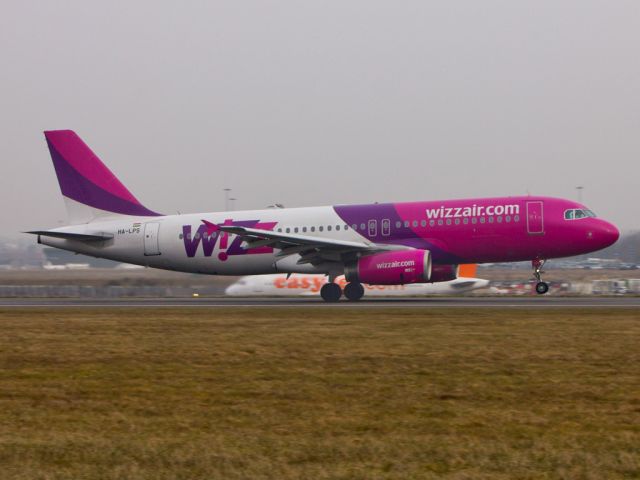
(352, 224, 358, 230)
(438, 219, 444, 226)
(421, 220, 427, 227)
(311, 226, 315, 232)
(395, 221, 402, 228)
(360, 223, 366, 230)
(336, 225, 340, 231)
(446, 219, 452, 225)
(179, 233, 183, 239)
(286, 228, 290, 233)
(430, 220, 435, 226)
(319, 226, 323, 232)
(302, 227, 307, 233)
(327, 226, 332, 231)
(404, 221, 410, 228)
(455, 218, 460, 225)
(294, 227, 299, 233)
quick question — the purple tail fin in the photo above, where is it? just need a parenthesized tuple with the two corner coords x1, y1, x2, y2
(45, 130, 160, 222)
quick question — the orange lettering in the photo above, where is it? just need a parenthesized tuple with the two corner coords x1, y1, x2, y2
(312, 277, 326, 293)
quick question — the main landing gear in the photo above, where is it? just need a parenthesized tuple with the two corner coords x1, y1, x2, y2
(320, 278, 365, 302)
(320, 282, 342, 302)
(344, 282, 365, 301)
(532, 259, 549, 295)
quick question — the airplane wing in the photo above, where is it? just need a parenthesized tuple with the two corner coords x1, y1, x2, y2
(207, 220, 406, 265)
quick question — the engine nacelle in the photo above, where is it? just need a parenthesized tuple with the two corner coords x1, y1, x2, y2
(429, 264, 459, 283)
(345, 250, 431, 285)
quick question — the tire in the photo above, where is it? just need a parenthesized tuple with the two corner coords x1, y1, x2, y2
(320, 283, 342, 302)
(535, 281, 549, 295)
(344, 282, 365, 301)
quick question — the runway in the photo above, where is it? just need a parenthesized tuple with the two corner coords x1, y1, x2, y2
(0, 296, 639, 308)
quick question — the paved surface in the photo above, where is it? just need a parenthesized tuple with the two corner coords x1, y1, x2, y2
(0, 297, 639, 308)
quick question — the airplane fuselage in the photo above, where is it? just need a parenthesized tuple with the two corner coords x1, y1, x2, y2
(39, 195, 619, 276)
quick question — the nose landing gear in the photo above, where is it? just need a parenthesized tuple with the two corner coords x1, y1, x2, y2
(532, 259, 549, 295)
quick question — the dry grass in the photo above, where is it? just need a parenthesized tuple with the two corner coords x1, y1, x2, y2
(0, 307, 639, 479)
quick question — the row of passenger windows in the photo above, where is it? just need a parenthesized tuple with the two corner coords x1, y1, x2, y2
(277, 215, 521, 234)
(564, 209, 596, 220)
(277, 224, 348, 234)
(178, 215, 521, 239)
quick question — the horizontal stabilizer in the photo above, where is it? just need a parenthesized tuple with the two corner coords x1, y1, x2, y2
(25, 230, 114, 242)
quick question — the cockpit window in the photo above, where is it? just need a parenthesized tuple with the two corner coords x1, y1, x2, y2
(564, 209, 597, 220)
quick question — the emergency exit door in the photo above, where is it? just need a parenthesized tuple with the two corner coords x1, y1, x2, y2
(526, 201, 544, 235)
(144, 222, 161, 256)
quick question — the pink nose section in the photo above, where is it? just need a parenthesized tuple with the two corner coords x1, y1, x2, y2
(599, 221, 620, 248)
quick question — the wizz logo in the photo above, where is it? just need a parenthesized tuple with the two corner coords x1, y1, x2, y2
(182, 219, 276, 261)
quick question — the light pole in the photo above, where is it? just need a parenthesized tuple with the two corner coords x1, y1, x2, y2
(229, 198, 237, 211)
(576, 186, 584, 203)
(224, 188, 231, 211)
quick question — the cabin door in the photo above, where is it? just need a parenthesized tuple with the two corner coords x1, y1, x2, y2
(368, 219, 378, 237)
(144, 222, 161, 256)
(526, 201, 544, 235)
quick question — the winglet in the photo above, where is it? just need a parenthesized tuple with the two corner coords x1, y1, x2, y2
(458, 264, 477, 277)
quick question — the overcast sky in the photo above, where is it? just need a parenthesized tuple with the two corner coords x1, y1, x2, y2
(2, 0, 639, 235)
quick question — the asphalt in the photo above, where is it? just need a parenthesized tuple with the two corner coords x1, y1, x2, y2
(0, 296, 639, 308)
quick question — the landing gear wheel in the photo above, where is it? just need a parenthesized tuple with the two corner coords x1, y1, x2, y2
(535, 281, 549, 295)
(344, 282, 365, 301)
(531, 259, 549, 295)
(320, 283, 342, 302)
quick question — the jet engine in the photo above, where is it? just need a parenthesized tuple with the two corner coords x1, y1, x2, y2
(344, 250, 431, 285)
(429, 264, 459, 283)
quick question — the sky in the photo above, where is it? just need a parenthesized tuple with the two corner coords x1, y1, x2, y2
(1, 0, 639, 235)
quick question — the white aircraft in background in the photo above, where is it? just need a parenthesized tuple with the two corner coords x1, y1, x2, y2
(226, 265, 489, 297)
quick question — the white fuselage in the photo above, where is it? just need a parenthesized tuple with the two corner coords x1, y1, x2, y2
(38, 207, 362, 275)
(226, 274, 489, 296)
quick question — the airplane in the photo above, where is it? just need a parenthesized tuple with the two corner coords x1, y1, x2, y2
(226, 265, 490, 297)
(27, 130, 620, 302)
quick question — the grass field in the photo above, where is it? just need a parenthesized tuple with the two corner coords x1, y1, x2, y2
(0, 307, 639, 479)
